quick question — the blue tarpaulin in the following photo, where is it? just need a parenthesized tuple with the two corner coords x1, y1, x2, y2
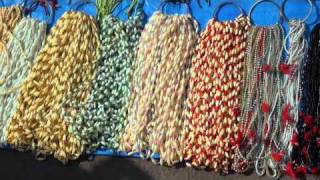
(1, 0, 320, 158)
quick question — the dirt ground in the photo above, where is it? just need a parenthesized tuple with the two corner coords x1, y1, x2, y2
(0, 149, 318, 180)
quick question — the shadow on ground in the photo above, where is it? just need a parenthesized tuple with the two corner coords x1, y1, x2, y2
(0, 149, 317, 180)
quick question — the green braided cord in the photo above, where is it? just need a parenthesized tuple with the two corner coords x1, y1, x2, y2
(97, 0, 121, 19)
(0, 17, 47, 145)
(63, 13, 143, 153)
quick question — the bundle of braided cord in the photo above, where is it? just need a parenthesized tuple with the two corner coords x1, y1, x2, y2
(184, 13, 250, 173)
(233, 24, 284, 177)
(0, 17, 47, 146)
(277, 20, 309, 178)
(289, 24, 320, 177)
(0, 5, 23, 52)
(120, 10, 198, 166)
(7, 11, 99, 163)
(63, 0, 143, 153)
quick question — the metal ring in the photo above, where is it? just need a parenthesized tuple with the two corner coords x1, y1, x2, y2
(248, 0, 283, 25)
(213, 1, 244, 19)
(158, 1, 191, 15)
(282, 0, 313, 22)
(27, 0, 55, 26)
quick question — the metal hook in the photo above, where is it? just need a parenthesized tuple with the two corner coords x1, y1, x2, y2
(248, 0, 284, 25)
(212, 1, 245, 20)
(282, 0, 313, 23)
(26, 0, 55, 26)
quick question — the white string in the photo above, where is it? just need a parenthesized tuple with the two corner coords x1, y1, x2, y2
(280, 20, 308, 159)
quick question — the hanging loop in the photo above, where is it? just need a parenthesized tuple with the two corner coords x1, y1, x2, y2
(282, 0, 313, 22)
(25, 0, 54, 25)
(249, 0, 283, 25)
(265, 158, 281, 179)
(283, 20, 307, 55)
(213, 1, 244, 19)
(158, 1, 192, 15)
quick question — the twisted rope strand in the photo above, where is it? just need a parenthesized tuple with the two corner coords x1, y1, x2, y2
(120, 12, 198, 166)
(63, 13, 143, 153)
(184, 16, 250, 173)
(7, 11, 99, 163)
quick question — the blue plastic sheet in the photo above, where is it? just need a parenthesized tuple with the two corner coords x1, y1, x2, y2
(1, 0, 320, 159)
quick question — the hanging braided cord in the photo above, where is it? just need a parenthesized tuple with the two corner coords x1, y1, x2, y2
(7, 11, 99, 163)
(120, 11, 198, 166)
(280, 20, 307, 164)
(289, 23, 320, 176)
(233, 25, 284, 177)
(120, 12, 169, 156)
(0, 17, 47, 146)
(184, 15, 250, 173)
(255, 26, 284, 178)
(0, 5, 23, 53)
(63, 4, 143, 152)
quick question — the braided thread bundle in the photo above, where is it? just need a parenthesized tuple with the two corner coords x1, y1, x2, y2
(280, 20, 307, 163)
(233, 25, 284, 176)
(120, 12, 198, 166)
(0, 17, 46, 145)
(63, 14, 142, 152)
(0, 6, 23, 52)
(7, 12, 99, 163)
(184, 16, 250, 173)
(289, 24, 320, 175)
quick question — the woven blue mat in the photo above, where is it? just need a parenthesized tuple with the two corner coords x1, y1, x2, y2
(1, 0, 320, 159)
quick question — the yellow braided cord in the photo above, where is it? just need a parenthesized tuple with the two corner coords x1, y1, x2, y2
(7, 11, 100, 163)
(0, 6, 23, 53)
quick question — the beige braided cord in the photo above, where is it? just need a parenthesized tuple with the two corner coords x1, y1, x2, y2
(148, 14, 198, 166)
(0, 6, 23, 52)
(7, 11, 99, 163)
(120, 11, 198, 166)
(120, 12, 168, 154)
